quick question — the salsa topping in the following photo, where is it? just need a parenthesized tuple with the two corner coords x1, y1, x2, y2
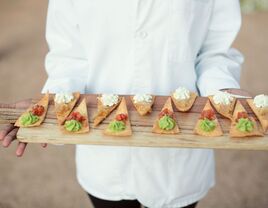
(31, 105, 45, 116)
(236, 111, 248, 120)
(236, 118, 254, 132)
(101, 94, 119, 107)
(159, 108, 174, 119)
(108, 121, 126, 132)
(253, 94, 268, 108)
(64, 119, 82, 132)
(200, 109, 215, 120)
(200, 119, 216, 132)
(20, 112, 39, 126)
(213, 91, 234, 105)
(158, 115, 176, 130)
(173, 87, 190, 100)
(115, 113, 128, 122)
(133, 94, 153, 103)
(67, 112, 85, 123)
(54, 92, 74, 104)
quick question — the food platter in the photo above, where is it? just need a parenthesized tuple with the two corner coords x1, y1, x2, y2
(0, 94, 267, 150)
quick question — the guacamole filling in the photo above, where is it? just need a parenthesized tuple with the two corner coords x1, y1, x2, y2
(236, 118, 254, 132)
(200, 118, 216, 132)
(158, 115, 175, 130)
(20, 112, 39, 126)
(64, 119, 82, 132)
(108, 121, 126, 132)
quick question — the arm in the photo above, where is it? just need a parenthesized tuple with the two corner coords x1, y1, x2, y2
(42, 0, 89, 93)
(0, 100, 47, 156)
(1, 0, 87, 156)
(196, 0, 246, 96)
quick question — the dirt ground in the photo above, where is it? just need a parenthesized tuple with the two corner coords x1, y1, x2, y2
(0, 1, 268, 208)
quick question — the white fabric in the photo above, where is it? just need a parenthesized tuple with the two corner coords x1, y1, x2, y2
(42, 0, 243, 207)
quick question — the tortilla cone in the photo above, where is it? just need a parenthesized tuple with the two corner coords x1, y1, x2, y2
(15, 92, 50, 127)
(54, 92, 80, 125)
(131, 95, 155, 116)
(208, 95, 236, 120)
(104, 97, 132, 136)
(152, 97, 179, 134)
(171, 92, 197, 112)
(194, 100, 223, 137)
(61, 98, 89, 134)
(230, 100, 263, 138)
(247, 99, 268, 133)
(93, 96, 121, 127)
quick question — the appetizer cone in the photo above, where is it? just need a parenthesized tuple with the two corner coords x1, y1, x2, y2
(15, 92, 49, 127)
(152, 97, 179, 134)
(230, 101, 263, 138)
(104, 97, 132, 136)
(247, 99, 268, 132)
(131, 95, 155, 116)
(93, 95, 121, 127)
(194, 100, 223, 137)
(171, 92, 197, 112)
(208, 93, 236, 120)
(61, 98, 89, 134)
(54, 92, 80, 125)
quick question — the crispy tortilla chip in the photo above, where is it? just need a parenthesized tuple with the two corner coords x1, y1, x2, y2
(131, 95, 155, 116)
(61, 98, 89, 134)
(152, 97, 179, 134)
(230, 101, 263, 138)
(93, 96, 121, 127)
(208, 95, 236, 120)
(247, 99, 268, 133)
(15, 92, 50, 127)
(171, 92, 197, 112)
(54, 92, 80, 125)
(194, 100, 223, 137)
(104, 97, 132, 136)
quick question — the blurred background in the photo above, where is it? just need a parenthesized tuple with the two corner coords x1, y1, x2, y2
(0, 0, 268, 208)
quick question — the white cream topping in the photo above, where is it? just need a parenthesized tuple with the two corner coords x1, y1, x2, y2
(101, 94, 119, 107)
(213, 91, 234, 105)
(253, 94, 268, 108)
(54, 92, 74, 104)
(173, 87, 190, 100)
(133, 94, 152, 103)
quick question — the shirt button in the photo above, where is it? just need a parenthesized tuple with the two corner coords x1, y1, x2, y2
(138, 31, 148, 39)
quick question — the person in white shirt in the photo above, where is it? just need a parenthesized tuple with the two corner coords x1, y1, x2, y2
(1, 0, 251, 207)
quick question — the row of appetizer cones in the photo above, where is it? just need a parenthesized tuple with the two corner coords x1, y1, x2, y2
(14, 92, 267, 138)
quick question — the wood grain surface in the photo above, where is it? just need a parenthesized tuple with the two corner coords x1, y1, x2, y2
(0, 94, 267, 150)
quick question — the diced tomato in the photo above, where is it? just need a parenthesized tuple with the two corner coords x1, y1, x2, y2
(236, 111, 248, 121)
(67, 112, 85, 122)
(115, 113, 128, 122)
(158, 108, 174, 119)
(200, 109, 215, 120)
(31, 105, 45, 116)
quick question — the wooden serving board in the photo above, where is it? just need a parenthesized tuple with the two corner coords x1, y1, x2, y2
(0, 94, 268, 150)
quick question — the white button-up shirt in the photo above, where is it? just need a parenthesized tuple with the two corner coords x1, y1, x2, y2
(42, 0, 243, 207)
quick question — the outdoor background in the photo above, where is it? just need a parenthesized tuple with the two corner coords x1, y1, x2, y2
(0, 0, 268, 208)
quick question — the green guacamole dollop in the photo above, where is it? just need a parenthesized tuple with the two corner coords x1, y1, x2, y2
(108, 121, 126, 132)
(200, 118, 216, 132)
(236, 118, 254, 132)
(158, 115, 175, 130)
(64, 119, 82, 132)
(20, 112, 39, 126)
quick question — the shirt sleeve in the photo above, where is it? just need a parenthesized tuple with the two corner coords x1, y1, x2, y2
(42, 0, 88, 93)
(195, 0, 244, 96)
